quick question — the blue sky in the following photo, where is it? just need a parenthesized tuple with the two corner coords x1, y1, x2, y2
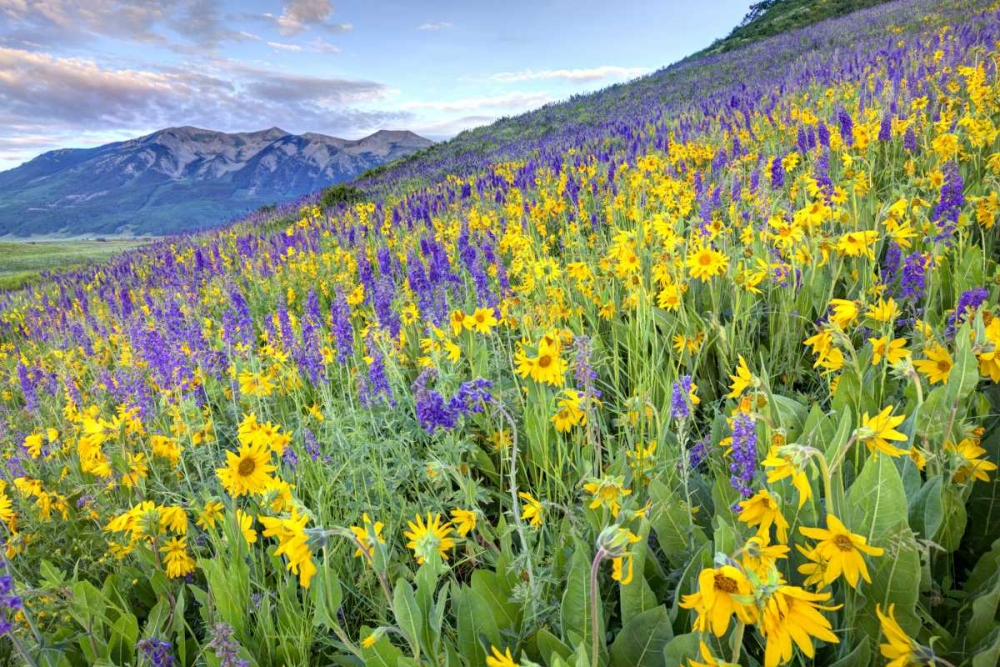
(0, 0, 751, 170)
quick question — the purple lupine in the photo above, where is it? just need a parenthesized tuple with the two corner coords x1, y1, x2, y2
(329, 290, 354, 364)
(878, 114, 893, 142)
(729, 413, 758, 507)
(448, 378, 493, 416)
(206, 622, 250, 667)
(688, 436, 709, 469)
(817, 121, 830, 148)
(359, 335, 394, 407)
(137, 639, 174, 667)
(281, 444, 299, 471)
(414, 372, 456, 433)
(770, 154, 784, 189)
(16, 363, 37, 414)
(0, 561, 23, 637)
(670, 375, 694, 420)
(814, 150, 833, 201)
(930, 161, 964, 242)
(945, 287, 989, 336)
(881, 241, 903, 292)
(572, 335, 601, 399)
(903, 126, 918, 152)
(837, 109, 854, 147)
(899, 252, 927, 303)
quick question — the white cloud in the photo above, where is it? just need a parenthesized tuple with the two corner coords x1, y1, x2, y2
(411, 114, 494, 139)
(272, 0, 351, 35)
(489, 65, 648, 83)
(0, 47, 401, 142)
(416, 21, 452, 31)
(267, 41, 302, 52)
(400, 91, 553, 113)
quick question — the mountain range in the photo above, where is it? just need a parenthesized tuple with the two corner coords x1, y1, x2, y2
(0, 127, 432, 237)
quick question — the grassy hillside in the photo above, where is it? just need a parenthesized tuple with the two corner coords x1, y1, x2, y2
(697, 0, 893, 55)
(0, 240, 147, 290)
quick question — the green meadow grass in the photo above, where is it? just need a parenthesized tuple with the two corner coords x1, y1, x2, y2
(0, 240, 148, 290)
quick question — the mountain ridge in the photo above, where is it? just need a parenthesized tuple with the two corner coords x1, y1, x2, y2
(0, 127, 432, 236)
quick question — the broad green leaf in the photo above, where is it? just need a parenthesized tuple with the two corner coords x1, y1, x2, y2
(945, 323, 979, 404)
(849, 455, 907, 544)
(827, 638, 870, 667)
(361, 625, 402, 667)
(471, 569, 520, 631)
(535, 627, 573, 666)
(393, 579, 423, 659)
(312, 556, 344, 630)
(109, 613, 138, 664)
(620, 520, 657, 624)
(454, 584, 500, 667)
(934, 484, 967, 552)
(609, 605, 672, 667)
(649, 479, 707, 567)
(560, 537, 604, 661)
(972, 627, 1000, 667)
(662, 633, 701, 663)
(966, 572, 1000, 647)
(857, 532, 922, 639)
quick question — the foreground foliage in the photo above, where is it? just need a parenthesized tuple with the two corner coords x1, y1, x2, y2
(1, 0, 999, 665)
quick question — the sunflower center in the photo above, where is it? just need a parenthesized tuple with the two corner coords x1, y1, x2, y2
(938, 360, 951, 372)
(833, 534, 855, 551)
(238, 457, 257, 477)
(714, 573, 739, 593)
(699, 253, 713, 266)
(537, 354, 552, 369)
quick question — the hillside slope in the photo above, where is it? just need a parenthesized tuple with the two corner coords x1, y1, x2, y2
(0, 127, 432, 236)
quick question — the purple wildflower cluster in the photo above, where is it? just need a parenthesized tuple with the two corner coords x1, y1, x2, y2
(0, 561, 23, 636)
(930, 162, 965, 242)
(413, 369, 492, 433)
(670, 375, 695, 420)
(572, 335, 601, 400)
(137, 638, 174, 667)
(206, 622, 249, 667)
(945, 287, 990, 337)
(729, 413, 758, 508)
(358, 335, 394, 407)
(899, 252, 928, 302)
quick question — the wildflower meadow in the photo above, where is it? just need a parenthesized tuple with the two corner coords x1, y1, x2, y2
(1, 0, 1000, 665)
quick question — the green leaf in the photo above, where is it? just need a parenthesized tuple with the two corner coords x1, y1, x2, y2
(649, 480, 707, 567)
(609, 605, 673, 667)
(972, 628, 1000, 667)
(535, 627, 573, 666)
(945, 323, 979, 404)
(393, 578, 424, 659)
(361, 625, 402, 667)
(312, 555, 344, 630)
(934, 484, 967, 552)
(849, 455, 907, 545)
(109, 613, 138, 664)
(915, 387, 950, 442)
(471, 569, 520, 632)
(662, 633, 701, 664)
(454, 584, 500, 667)
(966, 572, 1000, 647)
(620, 520, 657, 624)
(857, 532, 922, 640)
(560, 537, 604, 661)
(827, 639, 871, 667)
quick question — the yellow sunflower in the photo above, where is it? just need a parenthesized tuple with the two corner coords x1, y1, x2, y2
(216, 443, 276, 497)
(798, 514, 884, 589)
(403, 512, 456, 564)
